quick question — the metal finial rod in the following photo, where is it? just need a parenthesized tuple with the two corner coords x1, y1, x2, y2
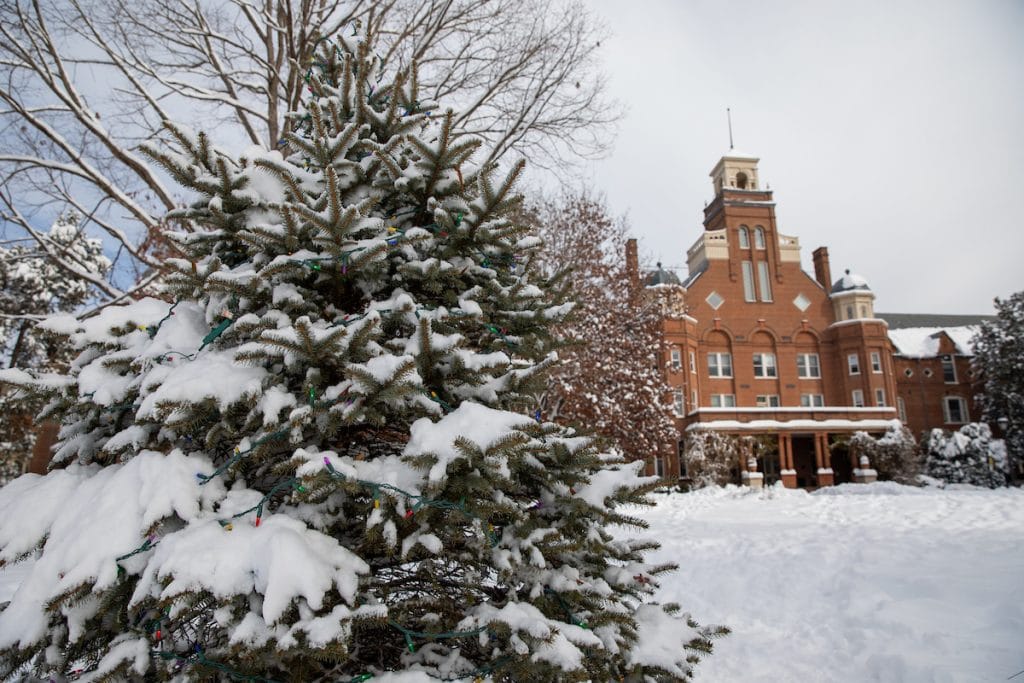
(727, 108, 734, 150)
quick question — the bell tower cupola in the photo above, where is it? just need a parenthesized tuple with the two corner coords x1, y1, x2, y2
(710, 151, 761, 196)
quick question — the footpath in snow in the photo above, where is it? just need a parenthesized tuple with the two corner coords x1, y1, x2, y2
(633, 482, 1024, 683)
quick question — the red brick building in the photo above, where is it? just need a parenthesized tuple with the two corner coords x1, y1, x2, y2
(635, 151, 992, 488)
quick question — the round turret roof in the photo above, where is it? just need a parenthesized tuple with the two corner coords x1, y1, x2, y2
(831, 269, 871, 294)
(644, 262, 681, 287)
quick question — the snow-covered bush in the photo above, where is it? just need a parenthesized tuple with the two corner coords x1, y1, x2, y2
(681, 431, 771, 488)
(924, 423, 1008, 488)
(849, 424, 921, 484)
(0, 33, 721, 681)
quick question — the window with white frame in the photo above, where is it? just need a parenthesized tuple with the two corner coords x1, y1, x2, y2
(943, 396, 968, 424)
(741, 261, 756, 302)
(800, 393, 825, 407)
(710, 394, 736, 407)
(897, 397, 908, 423)
(691, 389, 698, 409)
(707, 352, 733, 377)
(797, 353, 821, 378)
(757, 261, 773, 301)
(941, 355, 957, 383)
(851, 389, 864, 407)
(875, 388, 886, 406)
(756, 394, 781, 407)
(654, 456, 665, 478)
(848, 353, 861, 375)
(689, 350, 696, 374)
(753, 353, 777, 378)
(672, 389, 684, 416)
(738, 226, 750, 249)
(871, 351, 883, 373)
(754, 226, 766, 249)
(670, 347, 682, 370)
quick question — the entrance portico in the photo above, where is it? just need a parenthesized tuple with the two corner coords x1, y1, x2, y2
(685, 407, 898, 488)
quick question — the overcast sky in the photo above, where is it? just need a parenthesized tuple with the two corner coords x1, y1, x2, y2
(578, 0, 1023, 315)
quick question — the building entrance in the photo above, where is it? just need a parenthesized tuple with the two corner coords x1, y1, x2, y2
(831, 439, 853, 485)
(791, 435, 817, 488)
(757, 452, 780, 486)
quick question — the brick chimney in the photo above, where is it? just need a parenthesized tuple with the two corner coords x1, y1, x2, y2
(812, 247, 832, 290)
(626, 238, 640, 290)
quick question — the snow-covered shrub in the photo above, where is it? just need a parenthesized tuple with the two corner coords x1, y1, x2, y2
(924, 423, 1008, 488)
(849, 424, 921, 484)
(681, 431, 771, 488)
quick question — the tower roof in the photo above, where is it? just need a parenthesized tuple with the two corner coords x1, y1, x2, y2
(644, 262, 681, 287)
(830, 269, 871, 294)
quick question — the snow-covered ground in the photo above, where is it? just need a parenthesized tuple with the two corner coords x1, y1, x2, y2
(1, 482, 1020, 682)
(637, 482, 1024, 683)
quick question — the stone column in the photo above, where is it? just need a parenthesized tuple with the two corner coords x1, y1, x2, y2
(854, 454, 878, 483)
(815, 433, 834, 487)
(779, 434, 797, 488)
(742, 456, 764, 489)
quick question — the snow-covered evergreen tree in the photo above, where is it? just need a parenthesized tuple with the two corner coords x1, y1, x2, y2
(971, 290, 1024, 481)
(0, 34, 720, 681)
(0, 212, 110, 483)
(848, 425, 920, 484)
(924, 423, 1007, 488)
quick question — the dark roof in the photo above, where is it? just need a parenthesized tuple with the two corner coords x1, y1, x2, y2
(830, 269, 871, 294)
(877, 312, 996, 329)
(644, 262, 681, 286)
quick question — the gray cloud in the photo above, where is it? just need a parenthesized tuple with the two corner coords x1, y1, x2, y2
(579, 0, 1023, 314)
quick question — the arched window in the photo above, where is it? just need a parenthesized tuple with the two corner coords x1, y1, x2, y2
(754, 226, 766, 249)
(738, 226, 750, 249)
(736, 172, 749, 189)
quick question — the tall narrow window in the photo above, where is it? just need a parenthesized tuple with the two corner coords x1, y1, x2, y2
(874, 389, 886, 407)
(672, 389, 684, 416)
(851, 389, 864, 407)
(742, 261, 756, 302)
(871, 351, 883, 373)
(738, 226, 750, 249)
(670, 348, 682, 370)
(754, 226, 766, 249)
(689, 350, 696, 374)
(757, 261, 773, 301)
(897, 397, 908, 423)
(943, 397, 967, 424)
(707, 352, 733, 377)
(941, 356, 957, 383)
(753, 353, 778, 378)
(848, 353, 861, 375)
(797, 353, 821, 378)
(654, 456, 665, 478)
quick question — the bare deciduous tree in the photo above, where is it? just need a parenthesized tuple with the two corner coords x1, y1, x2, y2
(0, 0, 619, 306)
(530, 191, 678, 467)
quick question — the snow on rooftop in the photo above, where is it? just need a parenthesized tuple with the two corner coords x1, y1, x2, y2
(832, 269, 870, 293)
(888, 326, 978, 358)
(721, 149, 759, 160)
